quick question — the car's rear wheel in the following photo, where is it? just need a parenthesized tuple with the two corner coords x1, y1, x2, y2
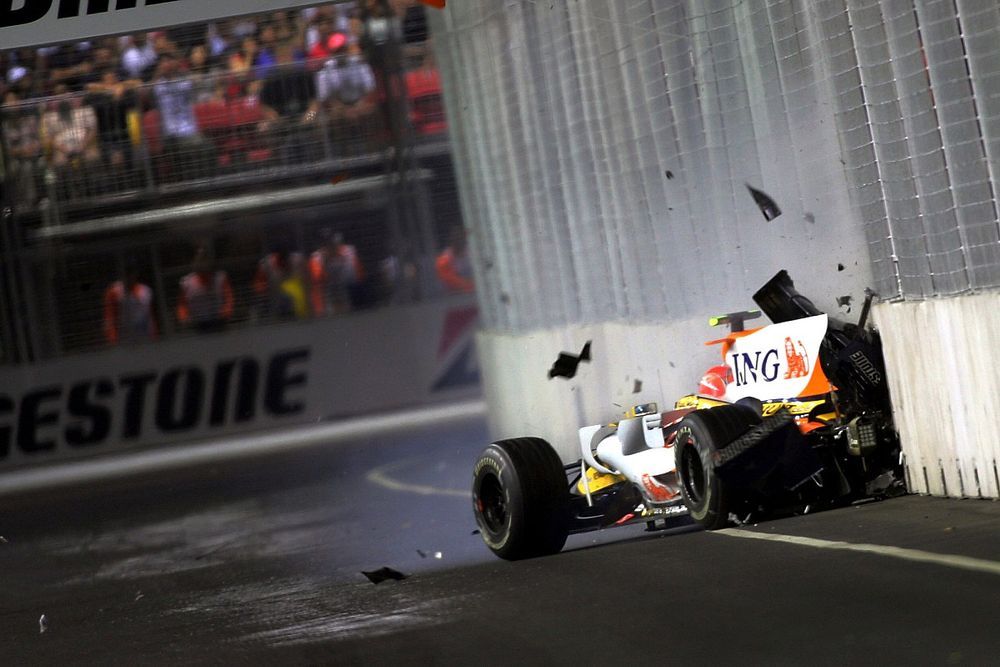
(472, 437, 569, 560)
(676, 406, 760, 530)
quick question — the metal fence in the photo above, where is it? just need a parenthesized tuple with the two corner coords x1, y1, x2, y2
(0, 1, 465, 363)
(835, 0, 1000, 298)
(432, 0, 1000, 336)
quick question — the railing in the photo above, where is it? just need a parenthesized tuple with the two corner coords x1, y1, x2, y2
(1, 59, 447, 218)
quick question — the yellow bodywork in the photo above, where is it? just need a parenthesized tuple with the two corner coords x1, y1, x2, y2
(675, 394, 835, 422)
(576, 465, 626, 495)
(674, 394, 728, 410)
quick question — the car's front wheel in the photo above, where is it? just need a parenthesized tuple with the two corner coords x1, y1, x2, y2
(472, 437, 569, 560)
(675, 406, 760, 530)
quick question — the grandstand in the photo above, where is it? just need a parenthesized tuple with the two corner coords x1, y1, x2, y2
(0, 0, 456, 360)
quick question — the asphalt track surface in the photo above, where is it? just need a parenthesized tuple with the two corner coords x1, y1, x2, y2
(1, 410, 998, 665)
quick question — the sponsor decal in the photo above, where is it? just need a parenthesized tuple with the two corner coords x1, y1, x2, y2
(723, 315, 828, 402)
(731, 349, 781, 386)
(1, 0, 180, 29)
(432, 307, 480, 392)
(1, 0, 322, 50)
(641, 473, 678, 502)
(783, 337, 809, 379)
(640, 504, 688, 518)
(473, 454, 502, 478)
(849, 350, 882, 385)
(760, 399, 824, 417)
(0, 348, 309, 460)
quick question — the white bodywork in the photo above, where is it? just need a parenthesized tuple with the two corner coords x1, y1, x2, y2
(721, 314, 829, 402)
(579, 414, 679, 504)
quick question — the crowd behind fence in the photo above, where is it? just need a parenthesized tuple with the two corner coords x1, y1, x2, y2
(0, 1, 470, 364)
(0, 0, 446, 216)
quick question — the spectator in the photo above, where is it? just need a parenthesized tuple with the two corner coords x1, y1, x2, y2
(317, 37, 375, 106)
(1, 90, 44, 206)
(121, 34, 158, 81)
(317, 38, 377, 153)
(153, 52, 214, 179)
(436, 226, 474, 294)
(207, 22, 232, 59)
(41, 86, 101, 197)
(224, 36, 261, 98)
(308, 17, 336, 65)
(400, 0, 429, 44)
(151, 32, 180, 62)
(177, 247, 234, 332)
(7, 51, 39, 99)
(375, 253, 418, 305)
(405, 47, 445, 136)
(47, 42, 94, 92)
(255, 23, 280, 73)
(258, 42, 322, 164)
(89, 44, 120, 79)
(309, 230, 365, 315)
(229, 16, 259, 41)
(187, 44, 223, 103)
(85, 65, 141, 189)
(269, 11, 298, 45)
(306, 9, 337, 56)
(253, 249, 310, 320)
(361, 0, 401, 70)
(103, 262, 157, 345)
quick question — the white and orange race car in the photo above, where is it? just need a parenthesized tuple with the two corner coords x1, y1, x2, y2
(472, 271, 905, 560)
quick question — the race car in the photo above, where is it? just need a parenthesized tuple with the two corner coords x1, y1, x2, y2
(472, 270, 905, 560)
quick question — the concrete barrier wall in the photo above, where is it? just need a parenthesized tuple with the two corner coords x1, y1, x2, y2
(0, 296, 480, 470)
(478, 316, 724, 461)
(874, 297, 1000, 499)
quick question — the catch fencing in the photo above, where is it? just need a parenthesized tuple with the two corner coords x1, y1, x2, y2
(432, 0, 1000, 337)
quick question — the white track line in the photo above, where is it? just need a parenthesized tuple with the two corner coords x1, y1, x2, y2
(0, 400, 485, 497)
(717, 528, 1000, 577)
(366, 459, 469, 498)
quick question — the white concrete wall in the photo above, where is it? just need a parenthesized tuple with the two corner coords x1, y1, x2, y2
(478, 316, 718, 461)
(874, 296, 1000, 498)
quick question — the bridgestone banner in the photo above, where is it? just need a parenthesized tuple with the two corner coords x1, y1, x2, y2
(0, 0, 324, 50)
(0, 296, 479, 469)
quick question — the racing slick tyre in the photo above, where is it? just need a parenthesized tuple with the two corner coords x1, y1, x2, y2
(472, 437, 569, 560)
(675, 406, 761, 531)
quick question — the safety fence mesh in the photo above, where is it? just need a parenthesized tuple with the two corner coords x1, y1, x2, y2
(431, 0, 1000, 333)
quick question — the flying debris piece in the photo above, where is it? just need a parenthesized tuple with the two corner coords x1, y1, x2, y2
(134, 591, 145, 602)
(837, 263, 845, 271)
(418, 550, 444, 559)
(0, 535, 8, 543)
(633, 378, 643, 394)
(664, 170, 674, 180)
(548, 341, 592, 379)
(362, 567, 408, 584)
(471, 529, 481, 535)
(746, 184, 782, 221)
(804, 212, 816, 224)
(837, 295, 853, 311)
(39, 614, 48, 634)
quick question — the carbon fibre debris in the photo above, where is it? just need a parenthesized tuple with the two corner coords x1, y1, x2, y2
(362, 567, 408, 584)
(548, 341, 592, 379)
